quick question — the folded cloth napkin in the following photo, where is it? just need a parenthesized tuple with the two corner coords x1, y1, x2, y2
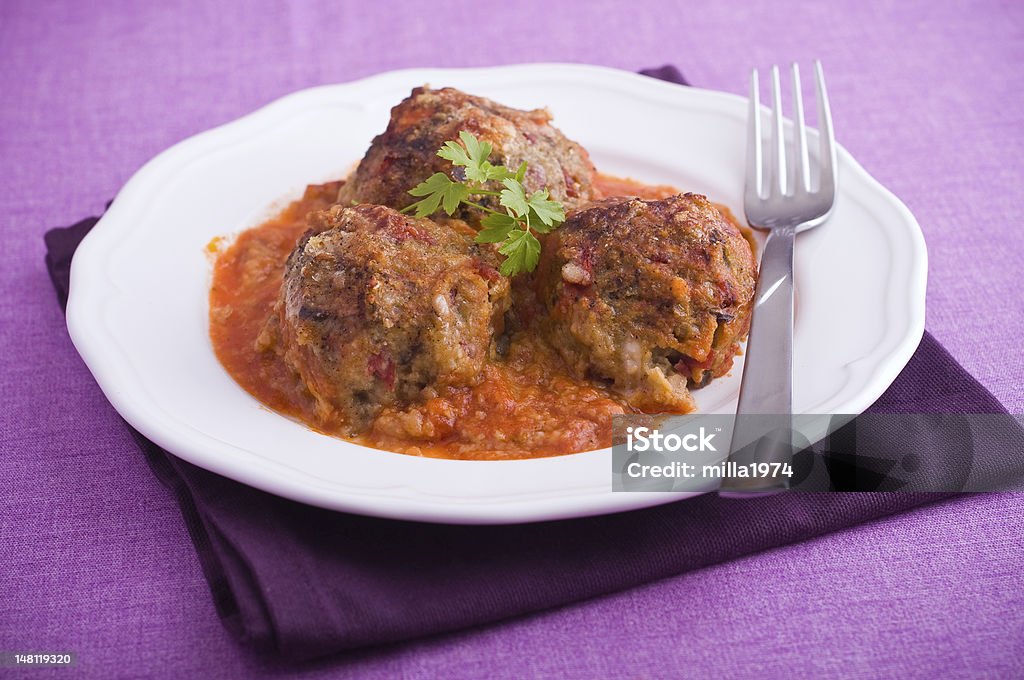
(44, 66, 1020, 661)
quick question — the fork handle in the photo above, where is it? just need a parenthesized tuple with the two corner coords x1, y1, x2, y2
(719, 226, 796, 496)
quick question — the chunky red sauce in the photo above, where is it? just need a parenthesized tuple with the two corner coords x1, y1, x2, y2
(209, 175, 722, 459)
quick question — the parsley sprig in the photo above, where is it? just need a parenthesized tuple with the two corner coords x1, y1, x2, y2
(401, 131, 565, 277)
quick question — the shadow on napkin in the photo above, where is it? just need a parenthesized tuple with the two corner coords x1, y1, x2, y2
(44, 65, 1021, 662)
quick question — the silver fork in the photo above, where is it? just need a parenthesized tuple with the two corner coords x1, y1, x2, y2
(719, 61, 838, 496)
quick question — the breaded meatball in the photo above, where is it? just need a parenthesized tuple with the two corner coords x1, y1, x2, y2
(268, 204, 511, 432)
(537, 194, 757, 412)
(338, 87, 597, 221)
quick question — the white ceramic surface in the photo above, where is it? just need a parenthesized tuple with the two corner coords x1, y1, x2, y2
(67, 63, 927, 524)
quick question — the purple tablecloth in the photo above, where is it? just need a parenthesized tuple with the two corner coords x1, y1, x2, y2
(2, 1, 1022, 677)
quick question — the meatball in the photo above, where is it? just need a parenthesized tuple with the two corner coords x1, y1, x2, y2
(269, 204, 511, 432)
(537, 194, 757, 412)
(337, 87, 597, 222)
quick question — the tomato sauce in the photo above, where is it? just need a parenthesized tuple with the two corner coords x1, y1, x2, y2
(208, 174, 731, 459)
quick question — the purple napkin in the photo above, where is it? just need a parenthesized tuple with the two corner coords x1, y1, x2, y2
(44, 66, 1017, 661)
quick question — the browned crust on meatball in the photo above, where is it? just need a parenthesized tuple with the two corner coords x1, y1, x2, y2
(337, 86, 597, 222)
(264, 204, 511, 432)
(536, 193, 757, 412)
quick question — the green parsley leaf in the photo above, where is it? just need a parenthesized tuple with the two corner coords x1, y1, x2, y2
(437, 139, 473, 169)
(442, 183, 471, 214)
(408, 172, 455, 197)
(438, 131, 506, 184)
(497, 228, 541, 276)
(405, 130, 567, 278)
(525, 188, 565, 228)
(527, 210, 554, 234)
(499, 178, 530, 218)
(475, 213, 517, 243)
(483, 163, 512, 182)
(459, 130, 491, 167)
(514, 161, 528, 183)
(407, 172, 470, 217)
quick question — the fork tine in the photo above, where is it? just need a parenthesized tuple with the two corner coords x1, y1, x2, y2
(769, 65, 786, 196)
(814, 60, 837, 198)
(791, 63, 810, 194)
(746, 69, 762, 200)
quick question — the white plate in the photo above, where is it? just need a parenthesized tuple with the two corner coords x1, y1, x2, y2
(67, 64, 926, 524)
